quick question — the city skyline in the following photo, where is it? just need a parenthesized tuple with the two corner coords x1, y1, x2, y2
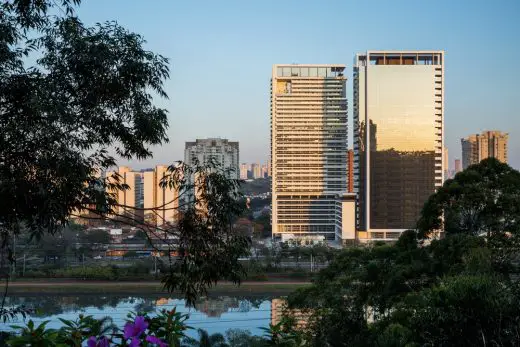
(75, 0, 519, 169)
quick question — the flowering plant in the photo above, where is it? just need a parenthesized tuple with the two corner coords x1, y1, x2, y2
(7, 309, 189, 347)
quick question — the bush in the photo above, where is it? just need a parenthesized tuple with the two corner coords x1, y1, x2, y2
(21, 270, 46, 278)
(52, 266, 115, 280)
(248, 273, 269, 281)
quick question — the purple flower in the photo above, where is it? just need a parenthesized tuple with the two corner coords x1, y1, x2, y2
(129, 337, 141, 347)
(124, 316, 149, 339)
(98, 337, 110, 347)
(146, 335, 168, 347)
(87, 336, 110, 347)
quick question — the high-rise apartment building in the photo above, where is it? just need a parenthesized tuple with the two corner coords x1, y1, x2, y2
(184, 138, 239, 179)
(354, 51, 444, 241)
(142, 165, 179, 226)
(461, 131, 508, 169)
(239, 163, 249, 180)
(261, 164, 268, 178)
(271, 64, 354, 241)
(454, 159, 462, 173)
(106, 166, 140, 219)
(251, 163, 262, 179)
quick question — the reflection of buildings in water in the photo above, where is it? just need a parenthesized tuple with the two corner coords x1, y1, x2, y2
(270, 298, 309, 329)
(195, 297, 239, 318)
(155, 298, 169, 306)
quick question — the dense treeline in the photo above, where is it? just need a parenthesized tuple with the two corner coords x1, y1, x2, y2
(287, 158, 520, 346)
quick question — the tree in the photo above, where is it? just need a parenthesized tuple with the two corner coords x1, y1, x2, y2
(182, 329, 229, 347)
(286, 162, 520, 346)
(255, 212, 272, 238)
(1, 0, 169, 242)
(0, 0, 249, 311)
(381, 274, 520, 346)
(288, 231, 520, 346)
(417, 158, 520, 239)
(80, 229, 110, 245)
(226, 329, 268, 347)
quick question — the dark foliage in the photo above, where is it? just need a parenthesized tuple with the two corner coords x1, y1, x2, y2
(417, 158, 520, 238)
(287, 160, 520, 346)
(1, 0, 169, 241)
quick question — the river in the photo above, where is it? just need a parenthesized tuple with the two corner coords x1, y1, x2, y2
(0, 294, 279, 338)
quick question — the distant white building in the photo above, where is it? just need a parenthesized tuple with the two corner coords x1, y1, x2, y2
(185, 138, 239, 179)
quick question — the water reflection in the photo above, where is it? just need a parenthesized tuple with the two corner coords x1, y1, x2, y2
(0, 295, 274, 337)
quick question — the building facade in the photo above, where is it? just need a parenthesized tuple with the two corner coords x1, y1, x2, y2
(142, 165, 179, 226)
(106, 166, 140, 219)
(347, 149, 354, 193)
(461, 130, 508, 169)
(184, 138, 239, 179)
(261, 163, 268, 178)
(454, 159, 462, 173)
(271, 64, 352, 240)
(251, 163, 262, 179)
(354, 51, 444, 241)
(239, 163, 249, 180)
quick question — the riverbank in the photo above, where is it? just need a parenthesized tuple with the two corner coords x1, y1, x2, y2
(1, 279, 310, 296)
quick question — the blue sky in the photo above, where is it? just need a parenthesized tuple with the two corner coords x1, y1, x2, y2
(76, 0, 520, 169)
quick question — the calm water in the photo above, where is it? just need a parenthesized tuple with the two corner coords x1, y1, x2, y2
(0, 294, 277, 338)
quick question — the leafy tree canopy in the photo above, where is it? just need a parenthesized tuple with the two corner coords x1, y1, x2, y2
(286, 159, 520, 346)
(417, 158, 520, 239)
(0, 0, 250, 308)
(1, 0, 169, 240)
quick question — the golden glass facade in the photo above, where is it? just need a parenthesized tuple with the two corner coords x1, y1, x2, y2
(354, 52, 444, 237)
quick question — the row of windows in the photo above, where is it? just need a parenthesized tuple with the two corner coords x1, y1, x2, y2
(276, 66, 344, 78)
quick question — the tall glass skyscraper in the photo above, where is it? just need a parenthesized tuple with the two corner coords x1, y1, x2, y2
(354, 51, 444, 241)
(271, 64, 353, 241)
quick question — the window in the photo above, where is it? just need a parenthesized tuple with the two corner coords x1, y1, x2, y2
(318, 67, 326, 77)
(309, 67, 318, 77)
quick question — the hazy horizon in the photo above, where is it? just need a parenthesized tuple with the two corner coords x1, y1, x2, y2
(76, 0, 520, 170)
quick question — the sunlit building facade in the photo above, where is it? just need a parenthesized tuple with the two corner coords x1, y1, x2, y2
(251, 163, 262, 179)
(354, 51, 444, 241)
(461, 130, 508, 169)
(106, 166, 140, 219)
(271, 64, 354, 241)
(239, 163, 249, 180)
(142, 165, 179, 226)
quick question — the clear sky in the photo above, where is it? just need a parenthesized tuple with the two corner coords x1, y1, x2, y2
(76, 0, 520, 169)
